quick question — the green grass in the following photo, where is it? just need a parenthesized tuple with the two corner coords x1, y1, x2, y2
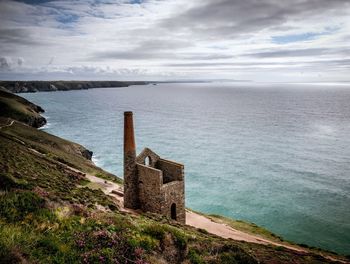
(0, 131, 118, 210)
(0, 119, 122, 184)
(207, 213, 285, 243)
(0, 191, 261, 264)
(0, 90, 45, 127)
(0, 92, 346, 263)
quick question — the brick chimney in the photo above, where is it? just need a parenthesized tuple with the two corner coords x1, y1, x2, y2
(123, 111, 138, 209)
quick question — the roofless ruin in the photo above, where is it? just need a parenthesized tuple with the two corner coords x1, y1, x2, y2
(123, 111, 185, 223)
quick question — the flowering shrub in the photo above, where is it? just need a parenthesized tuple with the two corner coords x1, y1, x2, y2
(75, 228, 149, 264)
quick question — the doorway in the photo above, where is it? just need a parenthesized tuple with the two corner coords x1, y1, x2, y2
(171, 203, 177, 220)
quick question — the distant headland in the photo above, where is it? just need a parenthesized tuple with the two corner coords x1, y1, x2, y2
(0, 81, 149, 93)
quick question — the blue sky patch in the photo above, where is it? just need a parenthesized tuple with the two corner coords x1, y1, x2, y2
(129, 0, 143, 4)
(272, 27, 338, 44)
(56, 13, 79, 24)
(14, 0, 55, 4)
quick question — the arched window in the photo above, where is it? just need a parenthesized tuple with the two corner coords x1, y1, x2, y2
(145, 156, 151, 166)
(171, 203, 177, 220)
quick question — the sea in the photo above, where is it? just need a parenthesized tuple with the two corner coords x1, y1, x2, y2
(21, 82, 350, 255)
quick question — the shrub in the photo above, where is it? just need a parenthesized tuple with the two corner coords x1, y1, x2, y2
(188, 248, 204, 264)
(219, 245, 258, 264)
(0, 224, 40, 264)
(0, 191, 45, 222)
(143, 224, 165, 240)
(143, 224, 188, 250)
(128, 234, 158, 251)
(37, 236, 61, 255)
(0, 173, 29, 190)
(74, 227, 148, 263)
(167, 227, 188, 250)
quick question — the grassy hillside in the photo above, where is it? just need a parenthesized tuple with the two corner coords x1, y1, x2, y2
(0, 119, 120, 184)
(0, 89, 46, 128)
(1, 123, 344, 264)
(0, 92, 348, 263)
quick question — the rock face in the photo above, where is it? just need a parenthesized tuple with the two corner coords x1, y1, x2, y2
(80, 148, 93, 161)
(27, 115, 47, 128)
(0, 81, 148, 93)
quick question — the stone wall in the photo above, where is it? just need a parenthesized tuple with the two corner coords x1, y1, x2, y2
(137, 164, 162, 213)
(136, 154, 185, 223)
(157, 159, 184, 183)
(123, 112, 185, 223)
(161, 181, 185, 223)
(136, 148, 160, 167)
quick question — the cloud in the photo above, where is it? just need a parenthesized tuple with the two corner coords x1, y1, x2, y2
(17, 57, 24, 66)
(244, 47, 350, 58)
(0, 0, 349, 81)
(160, 0, 350, 38)
(0, 56, 25, 70)
(0, 57, 13, 70)
(48, 56, 55, 65)
(0, 28, 44, 46)
(90, 39, 194, 61)
(245, 48, 329, 58)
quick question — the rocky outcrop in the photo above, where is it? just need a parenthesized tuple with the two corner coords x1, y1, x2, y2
(79, 148, 93, 161)
(0, 81, 149, 93)
(26, 115, 47, 128)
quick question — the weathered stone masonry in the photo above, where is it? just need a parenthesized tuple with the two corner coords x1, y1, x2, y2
(123, 112, 185, 223)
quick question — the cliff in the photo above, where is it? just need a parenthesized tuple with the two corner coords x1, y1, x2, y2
(0, 88, 46, 128)
(0, 81, 148, 93)
(0, 92, 348, 264)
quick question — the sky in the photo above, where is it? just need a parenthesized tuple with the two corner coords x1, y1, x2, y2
(0, 0, 349, 82)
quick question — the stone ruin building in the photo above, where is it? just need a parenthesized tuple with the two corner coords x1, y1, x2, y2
(123, 111, 185, 223)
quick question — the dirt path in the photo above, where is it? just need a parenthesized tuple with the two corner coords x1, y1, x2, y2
(18, 140, 349, 262)
(83, 174, 138, 215)
(0, 119, 14, 129)
(186, 210, 306, 252)
(85, 174, 307, 253)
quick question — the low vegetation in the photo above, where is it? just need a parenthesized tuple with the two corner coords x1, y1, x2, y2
(0, 91, 347, 263)
(0, 89, 46, 127)
(207, 213, 285, 243)
(0, 117, 121, 185)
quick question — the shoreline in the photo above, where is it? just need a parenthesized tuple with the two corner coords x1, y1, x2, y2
(2, 87, 349, 261)
(0, 80, 149, 93)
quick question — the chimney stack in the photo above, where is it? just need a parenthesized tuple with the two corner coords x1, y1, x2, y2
(123, 111, 138, 209)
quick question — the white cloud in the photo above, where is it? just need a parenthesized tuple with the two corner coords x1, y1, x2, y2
(0, 0, 349, 81)
(0, 56, 25, 71)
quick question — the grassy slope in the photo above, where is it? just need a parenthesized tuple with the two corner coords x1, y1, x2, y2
(0, 93, 347, 263)
(1, 125, 343, 264)
(0, 119, 121, 184)
(0, 122, 258, 264)
(0, 89, 46, 128)
(206, 214, 347, 261)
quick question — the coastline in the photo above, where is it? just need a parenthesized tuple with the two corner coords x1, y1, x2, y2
(0, 80, 149, 93)
(1, 89, 349, 263)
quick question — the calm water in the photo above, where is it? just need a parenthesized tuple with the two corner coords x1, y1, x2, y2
(22, 83, 350, 254)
